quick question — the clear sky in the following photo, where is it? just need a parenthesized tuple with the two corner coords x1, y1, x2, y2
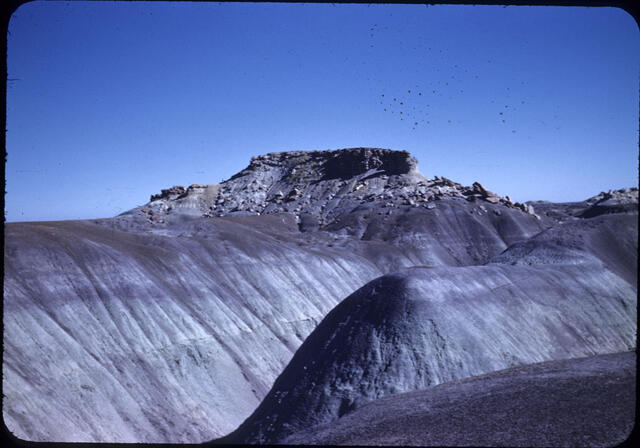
(5, 1, 639, 222)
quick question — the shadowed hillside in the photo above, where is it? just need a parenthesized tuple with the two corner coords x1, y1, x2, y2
(283, 351, 636, 447)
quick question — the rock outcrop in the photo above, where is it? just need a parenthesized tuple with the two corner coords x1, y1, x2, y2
(579, 187, 639, 218)
(149, 185, 187, 201)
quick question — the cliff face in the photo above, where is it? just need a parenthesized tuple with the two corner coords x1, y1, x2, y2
(3, 148, 637, 444)
(241, 148, 419, 181)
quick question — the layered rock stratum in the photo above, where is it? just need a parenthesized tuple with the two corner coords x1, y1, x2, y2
(3, 148, 637, 444)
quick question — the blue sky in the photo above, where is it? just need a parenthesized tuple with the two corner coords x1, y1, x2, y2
(5, 1, 639, 222)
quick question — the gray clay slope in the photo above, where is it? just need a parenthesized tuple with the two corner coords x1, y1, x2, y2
(3, 217, 381, 442)
(221, 210, 637, 444)
(283, 351, 636, 447)
(3, 148, 637, 443)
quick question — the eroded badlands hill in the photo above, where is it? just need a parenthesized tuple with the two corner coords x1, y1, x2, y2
(3, 217, 381, 442)
(221, 263, 636, 444)
(3, 148, 637, 444)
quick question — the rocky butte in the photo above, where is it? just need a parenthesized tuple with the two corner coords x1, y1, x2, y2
(2, 148, 637, 445)
(128, 147, 537, 227)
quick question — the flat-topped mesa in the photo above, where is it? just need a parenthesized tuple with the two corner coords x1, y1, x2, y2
(135, 148, 540, 226)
